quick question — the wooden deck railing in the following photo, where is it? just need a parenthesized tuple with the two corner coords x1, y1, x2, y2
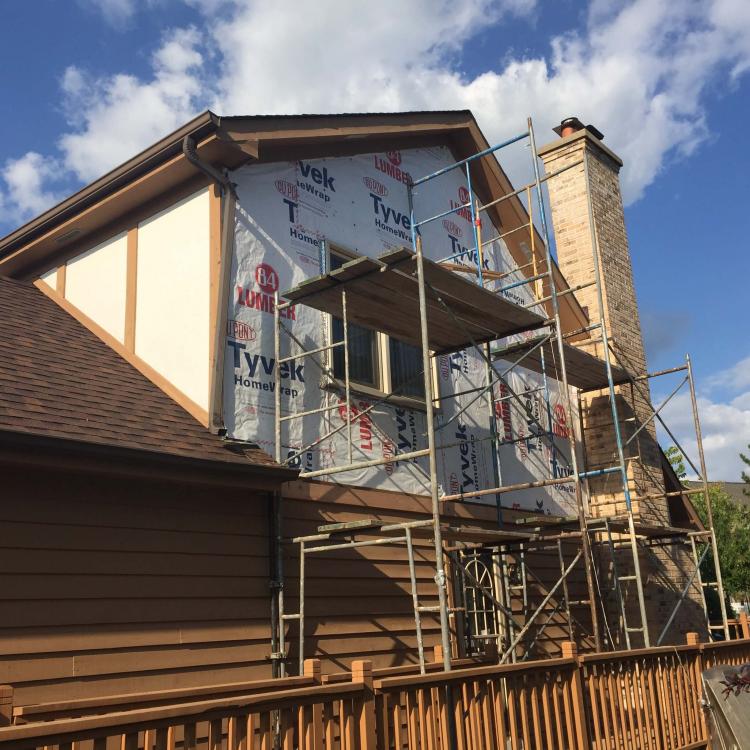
(10, 674, 319, 725)
(720, 614, 750, 642)
(0, 659, 375, 750)
(8, 652, 487, 725)
(579, 639, 706, 750)
(1, 632, 749, 749)
(374, 645, 588, 750)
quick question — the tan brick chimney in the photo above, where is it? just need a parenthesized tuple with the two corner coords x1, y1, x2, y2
(538, 119, 708, 645)
(538, 118, 667, 525)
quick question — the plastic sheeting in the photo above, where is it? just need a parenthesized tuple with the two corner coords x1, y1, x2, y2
(223, 146, 579, 515)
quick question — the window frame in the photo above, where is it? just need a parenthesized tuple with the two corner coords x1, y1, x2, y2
(325, 243, 432, 411)
(328, 245, 380, 389)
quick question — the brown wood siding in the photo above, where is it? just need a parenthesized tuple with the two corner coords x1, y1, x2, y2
(0, 465, 273, 704)
(281, 491, 442, 673)
(280, 482, 595, 673)
(1, 467, 593, 705)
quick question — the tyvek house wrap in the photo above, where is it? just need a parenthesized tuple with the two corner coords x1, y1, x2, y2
(223, 146, 580, 516)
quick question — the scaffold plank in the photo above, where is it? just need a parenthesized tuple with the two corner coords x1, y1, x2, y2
(597, 516, 696, 539)
(511, 513, 696, 541)
(293, 520, 533, 547)
(491, 334, 630, 391)
(282, 248, 545, 353)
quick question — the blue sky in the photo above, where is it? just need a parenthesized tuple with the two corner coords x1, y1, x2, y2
(1, 0, 748, 479)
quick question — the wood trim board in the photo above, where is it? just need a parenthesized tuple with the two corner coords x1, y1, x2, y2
(124, 228, 138, 351)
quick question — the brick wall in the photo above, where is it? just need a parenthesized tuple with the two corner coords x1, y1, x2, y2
(538, 128, 707, 647)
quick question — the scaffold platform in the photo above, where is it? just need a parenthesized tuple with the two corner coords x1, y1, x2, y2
(492, 334, 630, 391)
(283, 247, 545, 353)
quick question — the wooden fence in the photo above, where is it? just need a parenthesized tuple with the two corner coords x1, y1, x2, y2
(1, 632, 749, 750)
(374, 646, 588, 750)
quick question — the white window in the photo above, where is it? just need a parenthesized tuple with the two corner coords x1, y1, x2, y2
(328, 246, 425, 403)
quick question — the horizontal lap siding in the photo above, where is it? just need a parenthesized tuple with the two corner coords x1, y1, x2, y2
(502, 542, 595, 659)
(281, 488, 442, 674)
(0, 467, 273, 704)
(2, 468, 451, 703)
(1, 469, 592, 705)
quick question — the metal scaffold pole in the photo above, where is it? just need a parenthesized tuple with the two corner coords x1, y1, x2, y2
(474, 197, 505, 529)
(528, 117, 602, 651)
(412, 225, 453, 673)
(581, 148, 651, 647)
(686, 353, 730, 640)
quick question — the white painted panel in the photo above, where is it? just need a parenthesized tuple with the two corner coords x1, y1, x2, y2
(65, 233, 128, 342)
(39, 268, 57, 287)
(135, 189, 210, 411)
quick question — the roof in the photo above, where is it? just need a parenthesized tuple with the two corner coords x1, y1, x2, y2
(0, 276, 293, 475)
(717, 481, 749, 506)
(0, 109, 589, 338)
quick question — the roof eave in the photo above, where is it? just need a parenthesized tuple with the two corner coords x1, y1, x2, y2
(0, 110, 220, 258)
(0, 428, 299, 488)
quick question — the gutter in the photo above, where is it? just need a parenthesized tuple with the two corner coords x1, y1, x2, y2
(0, 428, 299, 486)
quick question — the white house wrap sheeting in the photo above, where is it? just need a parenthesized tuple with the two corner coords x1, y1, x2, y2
(223, 146, 579, 516)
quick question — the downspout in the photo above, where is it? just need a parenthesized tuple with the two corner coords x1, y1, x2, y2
(268, 490, 285, 678)
(182, 135, 238, 434)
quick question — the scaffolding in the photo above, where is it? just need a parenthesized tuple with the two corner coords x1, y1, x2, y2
(270, 117, 729, 675)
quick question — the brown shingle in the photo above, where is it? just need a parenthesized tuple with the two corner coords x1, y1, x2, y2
(0, 277, 288, 472)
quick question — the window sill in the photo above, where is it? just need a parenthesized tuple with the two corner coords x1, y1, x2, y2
(323, 378, 428, 413)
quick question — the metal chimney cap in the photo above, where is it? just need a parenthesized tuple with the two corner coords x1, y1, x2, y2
(553, 117, 604, 141)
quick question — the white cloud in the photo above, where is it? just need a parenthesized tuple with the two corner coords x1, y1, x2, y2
(3, 0, 750, 225)
(1, 152, 62, 224)
(58, 27, 205, 183)
(209, 0, 535, 114)
(731, 392, 750, 411)
(658, 356, 750, 481)
(706, 355, 750, 393)
(80, 0, 139, 27)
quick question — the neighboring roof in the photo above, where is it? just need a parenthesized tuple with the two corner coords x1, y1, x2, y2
(718, 481, 749, 506)
(0, 276, 293, 476)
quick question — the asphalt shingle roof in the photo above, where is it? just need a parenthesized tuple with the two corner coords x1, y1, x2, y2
(0, 277, 283, 470)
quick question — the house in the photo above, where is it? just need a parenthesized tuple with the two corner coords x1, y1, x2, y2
(0, 110, 716, 705)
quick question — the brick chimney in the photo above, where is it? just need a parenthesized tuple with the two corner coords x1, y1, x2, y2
(538, 118, 667, 523)
(538, 119, 707, 646)
(539, 117, 707, 647)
